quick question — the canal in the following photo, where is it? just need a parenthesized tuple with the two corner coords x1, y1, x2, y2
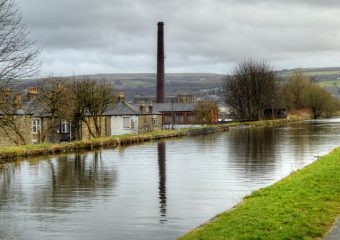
(0, 119, 340, 239)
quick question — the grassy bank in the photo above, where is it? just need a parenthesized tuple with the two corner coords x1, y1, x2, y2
(179, 147, 340, 240)
(0, 125, 228, 162)
(0, 118, 299, 162)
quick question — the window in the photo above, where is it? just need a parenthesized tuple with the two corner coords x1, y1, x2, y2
(164, 115, 172, 124)
(152, 116, 157, 127)
(176, 113, 184, 124)
(61, 120, 69, 133)
(123, 117, 131, 129)
(32, 118, 41, 134)
(188, 114, 194, 123)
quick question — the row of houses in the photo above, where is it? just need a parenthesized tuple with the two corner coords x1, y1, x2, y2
(0, 89, 209, 147)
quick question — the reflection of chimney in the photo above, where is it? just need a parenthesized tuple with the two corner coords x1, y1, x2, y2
(118, 91, 125, 103)
(140, 100, 145, 113)
(27, 87, 38, 100)
(15, 95, 22, 109)
(156, 22, 165, 103)
(157, 142, 167, 220)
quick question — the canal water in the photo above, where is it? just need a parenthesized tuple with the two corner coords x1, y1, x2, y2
(0, 119, 340, 240)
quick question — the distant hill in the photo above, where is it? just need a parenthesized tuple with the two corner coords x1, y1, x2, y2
(15, 73, 226, 100)
(277, 67, 340, 80)
(14, 67, 340, 100)
(277, 67, 340, 98)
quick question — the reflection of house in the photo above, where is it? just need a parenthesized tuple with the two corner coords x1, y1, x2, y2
(81, 101, 163, 139)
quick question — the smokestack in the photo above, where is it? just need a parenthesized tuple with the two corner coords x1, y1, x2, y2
(156, 22, 165, 103)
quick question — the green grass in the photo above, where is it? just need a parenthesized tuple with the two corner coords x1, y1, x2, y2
(319, 80, 340, 87)
(279, 70, 340, 78)
(179, 147, 340, 240)
(120, 79, 154, 88)
(303, 71, 340, 76)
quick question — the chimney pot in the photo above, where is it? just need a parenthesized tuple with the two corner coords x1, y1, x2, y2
(140, 100, 145, 113)
(15, 95, 22, 109)
(27, 87, 38, 100)
(118, 91, 125, 102)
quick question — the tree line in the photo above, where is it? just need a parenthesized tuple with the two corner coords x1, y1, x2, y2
(224, 59, 340, 121)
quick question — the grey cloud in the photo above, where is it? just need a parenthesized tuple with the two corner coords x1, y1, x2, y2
(15, 0, 340, 76)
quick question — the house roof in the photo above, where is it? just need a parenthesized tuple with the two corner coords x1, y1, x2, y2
(0, 94, 47, 117)
(20, 96, 165, 118)
(152, 103, 196, 112)
(103, 101, 161, 116)
(22, 97, 51, 117)
(0, 110, 33, 116)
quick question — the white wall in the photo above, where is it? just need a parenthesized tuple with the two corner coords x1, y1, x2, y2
(111, 116, 138, 136)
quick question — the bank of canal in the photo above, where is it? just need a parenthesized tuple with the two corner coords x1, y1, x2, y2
(179, 146, 340, 240)
(0, 118, 294, 162)
(0, 118, 339, 239)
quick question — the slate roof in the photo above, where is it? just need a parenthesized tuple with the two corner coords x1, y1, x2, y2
(19, 97, 165, 118)
(21, 97, 51, 117)
(103, 101, 161, 116)
(0, 95, 47, 117)
(0, 110, 32, 116)
(152, 103, 196, 112)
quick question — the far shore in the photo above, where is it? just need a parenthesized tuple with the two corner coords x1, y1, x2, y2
(0, 118, 303, 163)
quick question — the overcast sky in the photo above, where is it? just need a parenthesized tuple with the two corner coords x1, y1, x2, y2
(16, 0, 340, 76)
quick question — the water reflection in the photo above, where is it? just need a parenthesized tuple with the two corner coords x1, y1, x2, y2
(1, 119, 340, 240)
(157, 142, 167, 223)
(48, 151, 116, 200)
(228, 127, 278, 179)
(0, 151, 118, 239)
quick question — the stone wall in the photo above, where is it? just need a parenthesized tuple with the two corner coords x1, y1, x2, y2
(0, 115, 33, 147)
(138, 114, 163, 133)
(81, 116, 110, 139)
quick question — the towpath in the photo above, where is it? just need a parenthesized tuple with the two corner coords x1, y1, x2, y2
(325, 217, 340, 240)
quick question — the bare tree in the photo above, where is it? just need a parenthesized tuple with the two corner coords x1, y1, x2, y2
(303, 83, 336, 119)
(0, 91, 29, 145)
(0, 0, 40, 92)
(72, 78, 115, 138)
(36, 77, 75, 142)
(282, 70, 310, 110)
(224, 59, 278, 121)
(194, 100, 219, 124)
(0, 0, 39, 145)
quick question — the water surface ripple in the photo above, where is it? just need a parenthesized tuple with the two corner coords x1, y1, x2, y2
(1, 119, 340, 239)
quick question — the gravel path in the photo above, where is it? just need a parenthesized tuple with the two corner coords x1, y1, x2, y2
(324, 217, 340, 240)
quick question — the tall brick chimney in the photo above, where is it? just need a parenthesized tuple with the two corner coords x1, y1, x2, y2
(156, 22, 165, 103)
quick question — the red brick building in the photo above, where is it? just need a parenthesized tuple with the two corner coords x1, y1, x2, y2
(153, 103, 196, 128)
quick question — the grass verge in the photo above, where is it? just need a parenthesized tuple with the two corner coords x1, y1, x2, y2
(0, 118, 301, 162)
(178, 147, 340, 240)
